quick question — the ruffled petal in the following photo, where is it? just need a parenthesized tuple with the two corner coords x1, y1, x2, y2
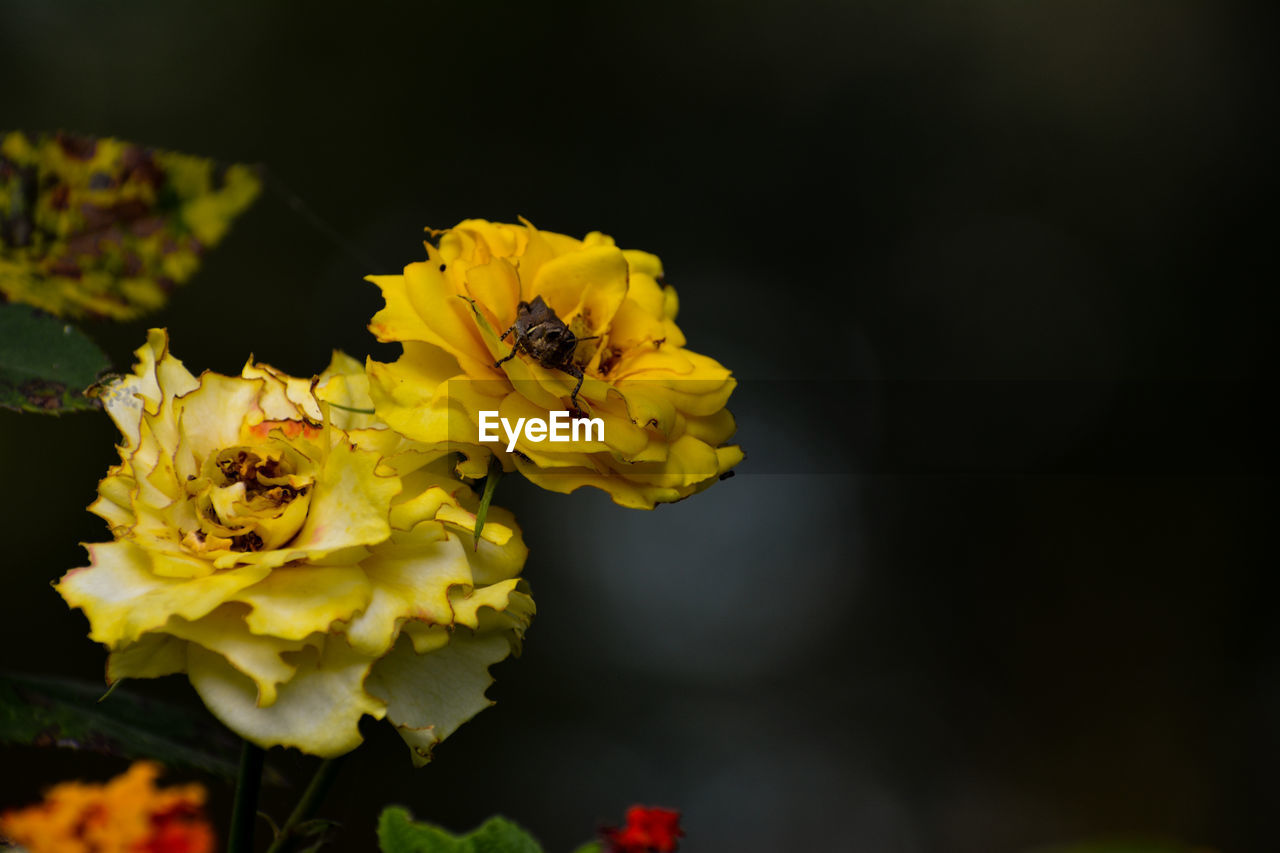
(163, 606, 313, 706)
(107, 633, 188, 682)
(230, 566, 372, 641)
(531, 244, 630, 334)
(245, 443, 398, 566)
(187, 639, 384, 757)
(57, 541, 270, 646)
(366, 631, 517, 767)
(343, 526, 470, 657)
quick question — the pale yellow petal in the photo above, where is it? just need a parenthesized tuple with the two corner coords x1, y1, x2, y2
(232, 566, 372, 641)
(106, 633, 187, 682)
(259, 443, 398, 563)
(57, 541, 270, 647)
(366, 631, 517, 766)
(164, 605, 312, 706)
(187, 639, 384, 757)
(343, 526, 470, 657)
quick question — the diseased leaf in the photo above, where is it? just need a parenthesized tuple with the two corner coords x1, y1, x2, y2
(0, 302, 109, 413)
(0, 671, 242, 781)
(377, 807, 543, 853)
(0, 130, 260, 320)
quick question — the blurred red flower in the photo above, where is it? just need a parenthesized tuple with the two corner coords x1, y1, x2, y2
(602, 806, 683, 853)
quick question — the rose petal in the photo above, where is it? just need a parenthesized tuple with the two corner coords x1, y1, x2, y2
(366, 631, 517, 767)
(58, 541, 270, 646)
(232, 566, 372, 641)
(187, 639, 384, 757)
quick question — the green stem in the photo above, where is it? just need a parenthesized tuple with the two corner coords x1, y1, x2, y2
(264, 756, 347, 853)
(228, 742, 265, 853)
(473, 454, 503, 550)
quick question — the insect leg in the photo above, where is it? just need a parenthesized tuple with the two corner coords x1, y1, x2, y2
(563, 364, 585, 409)
(494, 344, 521, 368)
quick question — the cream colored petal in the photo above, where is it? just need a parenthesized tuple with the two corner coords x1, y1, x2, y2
(343, 526, 471, 657)
(164, 606, 311, 707)
(447, 578, 522, 630)
(402, 622, 451, 654)
(187, 639, 384, 757)
(453, 504, 528, 587)
(366, 631, 518, 766)
(174, 374, 264, 460)
(90, 471, 136, 533)
(130, 536, 215, 579)
(316, 352, 380, 432)
(388, 485, 455, 532)
(103, 329, 199, 450)
(57, 541, 270, 647)
(266, 443, 398, 561)
(433, 504, 514, 548)
(241, 360, 316, 423)
(231, 566, 372, 642)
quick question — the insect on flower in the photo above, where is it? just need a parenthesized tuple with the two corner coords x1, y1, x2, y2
(495, 295, 597, 410)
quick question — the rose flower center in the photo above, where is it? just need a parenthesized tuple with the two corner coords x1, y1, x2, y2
(181, 442, 315, 554)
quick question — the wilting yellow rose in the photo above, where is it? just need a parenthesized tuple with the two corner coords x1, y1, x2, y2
(56, 330, 532, 764)
(366, 219, 742, 509)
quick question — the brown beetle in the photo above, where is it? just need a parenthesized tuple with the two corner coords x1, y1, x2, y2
(495, 296, 596, 409)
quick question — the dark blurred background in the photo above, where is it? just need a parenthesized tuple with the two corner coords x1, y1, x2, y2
(1, 2, 1272, 851)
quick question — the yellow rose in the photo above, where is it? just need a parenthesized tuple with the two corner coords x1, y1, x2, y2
(366, 219, 743, 509)
(56, 330, 533, 765)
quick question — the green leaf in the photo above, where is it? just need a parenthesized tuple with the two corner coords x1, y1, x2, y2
(0, 303, 109, 413)
(569, 844, 604, 853)
(0, 671, 241, 781)
(378, 808, 461, 853)
(377, 807, 544, 853)
(466, 818, 544, 853)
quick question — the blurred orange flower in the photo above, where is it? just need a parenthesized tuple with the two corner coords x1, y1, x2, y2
(0, 762, 213, 853)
